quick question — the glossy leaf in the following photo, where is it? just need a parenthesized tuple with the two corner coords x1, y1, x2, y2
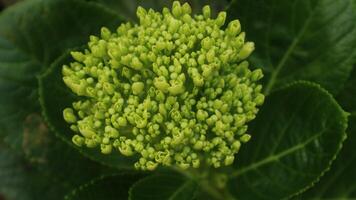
(227, 0, 356, 95)
(129, 173, 197, 200)
(65, 173, 144, 200)
(39, 51, 137, 169)
(227, 81, 348, 200)
(295, 117, 356, 199)
(297, 67, 356, 199)
(0, 0, 123, 151)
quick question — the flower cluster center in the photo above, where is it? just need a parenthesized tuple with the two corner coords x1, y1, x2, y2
(62, 1, 264, 170)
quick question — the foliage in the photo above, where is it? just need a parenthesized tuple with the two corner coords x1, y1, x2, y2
(0, 0, 356, 199)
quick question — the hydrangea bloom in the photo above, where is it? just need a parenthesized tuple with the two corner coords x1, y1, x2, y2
(62, 1, 264, 170)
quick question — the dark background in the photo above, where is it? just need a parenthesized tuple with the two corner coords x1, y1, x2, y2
(1, 0, 20, 11)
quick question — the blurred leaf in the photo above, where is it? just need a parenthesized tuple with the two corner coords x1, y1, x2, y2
(0, 132, 117, 200)
(227, 0, 356, 95)
(65, 173, 144, 200)
(227, 81, 348, 200)
(0, 0, 123, 153)
(39, 51, 137, 169)
(1, 0, 23, 7)
(90, 0, 229, 22)
(129, 173, 197, 200)
(337, 66, 356, 115)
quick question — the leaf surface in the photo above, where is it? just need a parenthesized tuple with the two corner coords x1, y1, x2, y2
(297, 67, 356, 199)
(129, 173, 197, 200)
(0, 0, 123, 153)
(227, 81, 348, 200)
(0, 133, 116, 200)
(227, 0, 356, 95)
(65, 173, 143, 200)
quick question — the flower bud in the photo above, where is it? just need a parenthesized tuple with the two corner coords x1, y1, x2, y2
(62, 1, 264, 171)
(63, 108, 77, 123)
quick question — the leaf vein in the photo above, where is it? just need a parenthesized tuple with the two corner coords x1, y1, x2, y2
(263, 1, 319, 94)
(230, 131, 323, 178)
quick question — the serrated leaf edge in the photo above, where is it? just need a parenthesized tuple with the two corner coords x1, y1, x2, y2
(64, 171, 146, 200)
(274, 80, 349, 199)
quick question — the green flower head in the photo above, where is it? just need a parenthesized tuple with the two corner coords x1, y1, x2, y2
(62, 1, 264, 171)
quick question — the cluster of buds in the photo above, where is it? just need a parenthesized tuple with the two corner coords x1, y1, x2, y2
(62, 1, 264, 170)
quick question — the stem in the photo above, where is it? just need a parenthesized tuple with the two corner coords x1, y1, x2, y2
(200, 180, 236, 200)
(173, 167, 237, 200)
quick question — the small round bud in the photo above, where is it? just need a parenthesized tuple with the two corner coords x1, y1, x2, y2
(132, 82, 145, 95)
(202, 5, 211, 19)
(240, 134, 251, 143)
(146, 161, 158, 171)
(216, 12, 227, 27)
(172, 1, 182, 18)
(201, 37, 213, 50)
(117, 117, 127, 127)
(154, 76, 170, 92)
(251, 69, 264, 81)
(224, 155, 235, 166)
(136, 6, 147, 19)
(101, 144, 113, 154)
(182, 3, 192, 14)
(63, 108, 77, 123)
(226, 20, 241, 37)
(238, 42, 255, 60)
(72, 135, 85, 147)
(254, 93, 265, 106)
(101, 27, 111, 40)
(131, 57, 143, 70)
(71, 51, 85, 62)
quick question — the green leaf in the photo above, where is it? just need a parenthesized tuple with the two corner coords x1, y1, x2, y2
(0, 134, 115, 200)
(39, 50, 137, 169)
(227, 0, 356, 95)
(337, 66, 356, 115)
(90, 0, 229, 22)
(0, 141, 47, 200)
(129, 173, 197, 200)
(0, 0, 124, 151)
(65, 173, 144, 200)
(295, 117, 356, 200)
(227, 81, 348, 200)
(296, 67, 356, 199)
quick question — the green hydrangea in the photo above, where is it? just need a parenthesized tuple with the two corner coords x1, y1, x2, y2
(62, 1, 264, 171)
